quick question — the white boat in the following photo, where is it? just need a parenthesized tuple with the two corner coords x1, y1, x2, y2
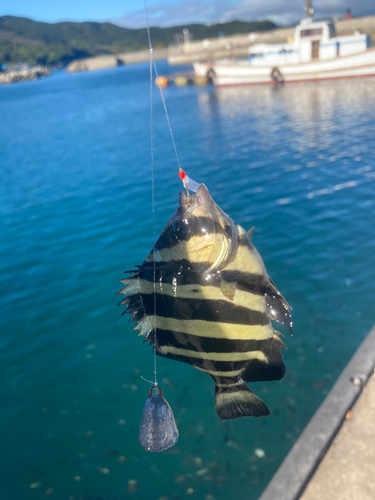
(193, 1, 375, 87)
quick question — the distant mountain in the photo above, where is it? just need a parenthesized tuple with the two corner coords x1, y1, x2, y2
(0, 16, 277, 66)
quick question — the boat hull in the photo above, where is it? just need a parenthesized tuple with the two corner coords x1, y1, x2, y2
(195, 48, 375, 87)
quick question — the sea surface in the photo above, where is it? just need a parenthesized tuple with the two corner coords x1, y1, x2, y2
(1, 62, 375, 500)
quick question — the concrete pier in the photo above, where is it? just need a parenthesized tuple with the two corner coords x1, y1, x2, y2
(168, 15, 375, 65)
(301, 375, 375, 500)
(258, 324, 375, 500)
(66, 48, 168, 73)
(117, 48, 168, 65)
(67, 55, 120, 73)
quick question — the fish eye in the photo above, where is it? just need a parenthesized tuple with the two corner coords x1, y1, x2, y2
(172, 221, 187, 240)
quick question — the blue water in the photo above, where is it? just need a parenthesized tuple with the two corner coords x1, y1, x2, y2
(1, 62, 375, 500)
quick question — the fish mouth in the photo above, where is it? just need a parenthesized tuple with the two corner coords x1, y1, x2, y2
(179, 184, 210, 213)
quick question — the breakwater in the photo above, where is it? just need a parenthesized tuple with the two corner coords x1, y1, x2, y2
(0, 65, 50, 85)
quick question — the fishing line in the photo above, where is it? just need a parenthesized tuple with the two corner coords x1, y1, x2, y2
(143, 0, 184, 388)
(144, 0, 182, 172)
(144, 0, 183, 388)
(140, 375, 156, 385)
(145, 7, 158, 388)
(317, 0, 343, 18)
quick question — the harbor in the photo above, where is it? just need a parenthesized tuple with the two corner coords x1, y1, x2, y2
(1, 13, 375, 84)
(61, 14, 375, 79)
(167, 15, 375, 65)
(155, 10, 375, 87)
(64, 12, 375, 87)
(192, 2, 375, 87)
(63, 14, 375, 74)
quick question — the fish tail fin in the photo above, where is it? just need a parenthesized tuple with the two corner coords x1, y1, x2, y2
(214, 380, 270, 421)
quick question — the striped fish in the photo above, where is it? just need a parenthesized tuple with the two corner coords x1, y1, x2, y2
(117, 183, 292, 420)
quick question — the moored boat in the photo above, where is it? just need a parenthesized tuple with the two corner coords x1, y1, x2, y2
(193, 1, 375, 87)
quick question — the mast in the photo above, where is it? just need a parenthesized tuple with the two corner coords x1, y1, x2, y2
(305, 0, 314, 22)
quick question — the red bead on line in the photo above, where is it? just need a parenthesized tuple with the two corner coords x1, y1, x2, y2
(179, 170, 186, 180)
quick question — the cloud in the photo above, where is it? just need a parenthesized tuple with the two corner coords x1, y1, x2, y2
(111, 0, 375, 29)
(111, 1, 234, 29)
(218, 0, 304, 26)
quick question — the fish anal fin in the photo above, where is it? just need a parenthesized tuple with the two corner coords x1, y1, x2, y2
(273, 329, 285, 338)
(215, 381, 270, 420)
(246, 227, 255, 241)
(220, 271, 238, 300)
(273, 332, 287, 350)
(242, 337, 286, 382)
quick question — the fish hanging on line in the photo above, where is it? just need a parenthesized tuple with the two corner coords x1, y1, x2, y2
(117, 174, 292, 421)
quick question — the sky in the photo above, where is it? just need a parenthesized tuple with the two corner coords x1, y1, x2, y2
(1, 0, 374, 28)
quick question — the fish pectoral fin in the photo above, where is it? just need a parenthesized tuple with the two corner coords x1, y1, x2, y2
(220, 271, 238, 300)
(241, 337, 286, 382)
(215, 381, 270, 420)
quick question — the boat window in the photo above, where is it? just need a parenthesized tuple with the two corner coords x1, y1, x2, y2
(300, 28, 323, 38)
(328, 24, 335, 37)
(249, 53, 263, 58)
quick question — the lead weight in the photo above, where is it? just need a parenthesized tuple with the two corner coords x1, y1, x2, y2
(138, 386, 179, 452)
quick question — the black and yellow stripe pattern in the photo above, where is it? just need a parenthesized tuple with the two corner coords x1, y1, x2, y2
(117, 184, 292, 420)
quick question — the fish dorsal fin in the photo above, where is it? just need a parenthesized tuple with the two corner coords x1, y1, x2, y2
(116, 272, 153, 342)
(246, 227, 255, 241)
(265, 278, 293, 335)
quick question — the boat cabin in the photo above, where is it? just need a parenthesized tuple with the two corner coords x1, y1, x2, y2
(248, 20, 371, 65)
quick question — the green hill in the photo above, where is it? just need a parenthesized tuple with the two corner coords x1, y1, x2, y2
(0, 16, 277, 66)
